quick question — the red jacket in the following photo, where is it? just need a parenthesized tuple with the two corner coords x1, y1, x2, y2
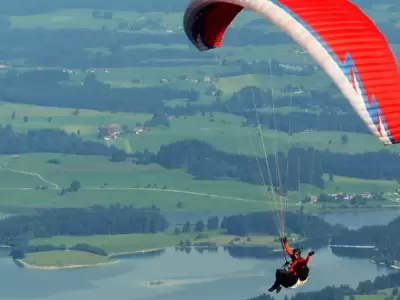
(284, 241, 311, 276)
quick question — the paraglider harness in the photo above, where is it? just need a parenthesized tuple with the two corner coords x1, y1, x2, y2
(279, 239, 309, 288)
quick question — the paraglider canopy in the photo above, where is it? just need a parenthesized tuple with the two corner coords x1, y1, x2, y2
(183, 0, 400, 145)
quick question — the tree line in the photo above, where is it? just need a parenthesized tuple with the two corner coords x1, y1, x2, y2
(218, 85, 355, 113)
(243, 110, 369, 135)
(220, 211, 338, 250)
(1, 70, 198, 114)
(135, 139, 400, 191)
(0, 125, 126, 157)
(1, 204, 168, 248)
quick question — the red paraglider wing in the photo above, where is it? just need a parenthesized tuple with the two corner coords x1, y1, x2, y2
(183, 0, 400, 144)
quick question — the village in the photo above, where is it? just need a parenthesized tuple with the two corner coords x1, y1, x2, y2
(97, 123, 153, 140)
(303, 191, 390, 207)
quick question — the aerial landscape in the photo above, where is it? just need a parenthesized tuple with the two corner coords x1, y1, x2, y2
(0, 0, 399, 299)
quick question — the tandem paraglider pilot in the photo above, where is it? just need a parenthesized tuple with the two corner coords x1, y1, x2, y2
(268, 236, 315, 294)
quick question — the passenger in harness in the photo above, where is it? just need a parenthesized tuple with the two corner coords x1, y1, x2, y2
(268, 236, 315, 294)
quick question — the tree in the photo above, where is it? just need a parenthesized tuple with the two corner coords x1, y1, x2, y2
(9, 248, 25, 259)
(11, 112, 15, 120)
(341, 134, 349, 144)
(207, 216, 219, 230)
(70, 180, 81, 192)
(329, 173, 334, 181)
(318, 193, 331, 202)
(182, 221, 190, 233)
(91, 10, 102, 19)
(195, 220, 205, 232)
(103, 11, 113, 19)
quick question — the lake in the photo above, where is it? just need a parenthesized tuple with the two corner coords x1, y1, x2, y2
(0, 210, 397, 300)
(0, 245, 394, 300)
(316, 210, 400, 229)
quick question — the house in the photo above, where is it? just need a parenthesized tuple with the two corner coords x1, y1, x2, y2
(360, 192, 372, 199)
(133, 127, 151, 135)
(108, 124, 120, 135)
(160, 78, 170, 83)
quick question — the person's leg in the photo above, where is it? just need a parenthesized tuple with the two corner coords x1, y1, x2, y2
(268, 269, 285, 292)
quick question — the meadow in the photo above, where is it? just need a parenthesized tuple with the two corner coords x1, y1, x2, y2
(21, 250, 111, 268)
(0, 151, 397, 214)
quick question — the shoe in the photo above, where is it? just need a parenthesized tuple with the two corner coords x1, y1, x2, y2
(276, 286, 282, 294)
(268, 285, 277, 292)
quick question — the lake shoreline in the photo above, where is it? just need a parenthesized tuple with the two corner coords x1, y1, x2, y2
(16, 247, 170, 270)
(109, 247, 165, 258)
(16, 257, 119, 270)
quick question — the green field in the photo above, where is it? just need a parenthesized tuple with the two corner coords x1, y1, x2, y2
(0, 102, 394, 157)
(121, 113, 394, 156)
(10, 10, 184, 33)
(0, 153, 279, 212)
(64, 65, 234, 91)
(21, 250, 112, 268)
(0, 151, 396, 213)
(0, 102, 152, 138)
(216, 73, 331, 96)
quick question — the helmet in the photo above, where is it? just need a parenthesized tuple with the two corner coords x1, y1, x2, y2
(293, 248, 301, 255)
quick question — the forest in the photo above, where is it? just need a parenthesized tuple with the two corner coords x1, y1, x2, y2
(0, 70, 198, 114)
(220, 211, 339, 251)
(0, 204, 168, 247)
(218, 87, 352, 113)
(136, 139, 400, 191)
(0, 125, 126, 157)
